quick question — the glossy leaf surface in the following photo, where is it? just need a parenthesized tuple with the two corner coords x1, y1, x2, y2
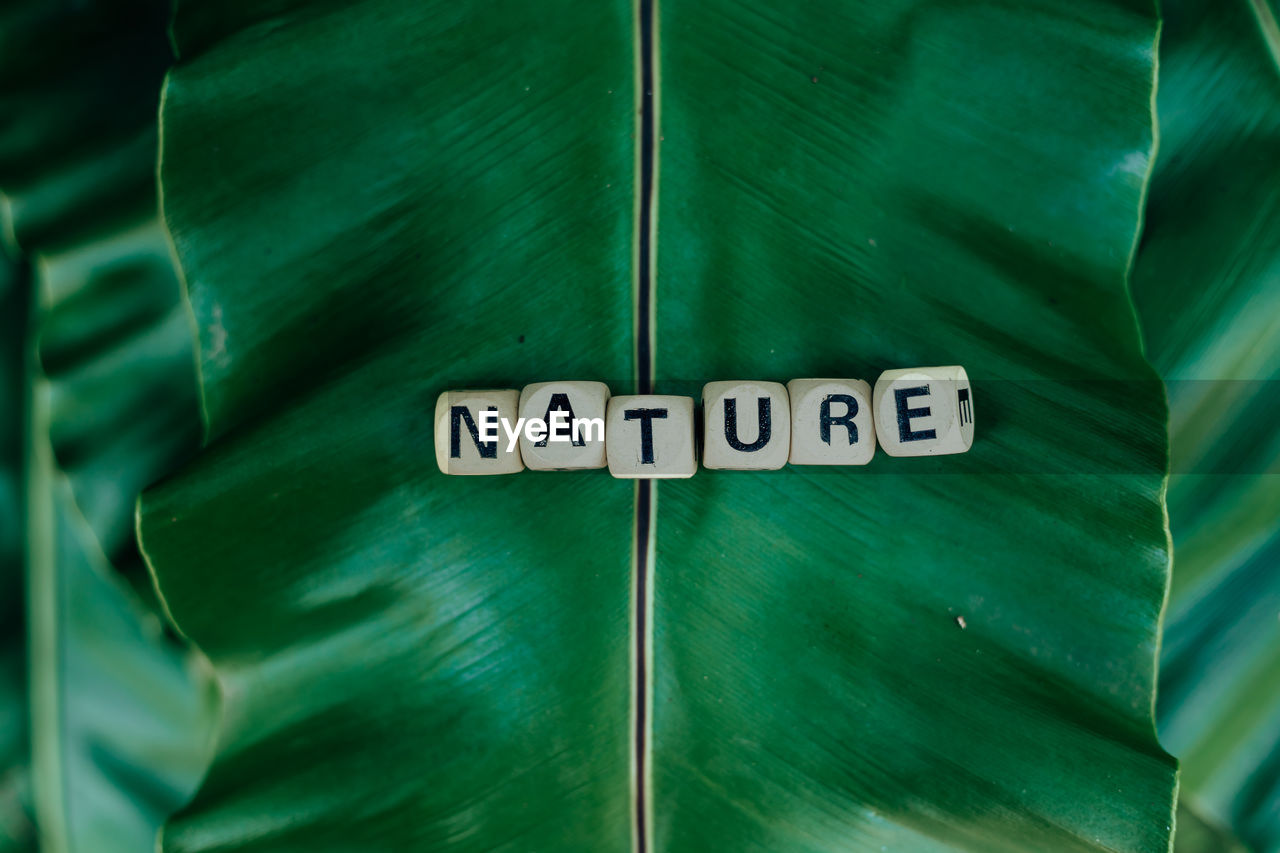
(653, 1, 1174, 850)
(146, 0, 638, 849)
(140, 0, 1178, 851)
(1131, 0, 1280, 849)
(0, 0, 216, 849)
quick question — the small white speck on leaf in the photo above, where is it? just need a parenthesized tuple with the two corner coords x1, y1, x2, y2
(955, 615, 967, 629)
(1108, 150, 1149, 178)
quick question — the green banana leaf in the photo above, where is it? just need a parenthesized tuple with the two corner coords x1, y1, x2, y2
(651, 2, 1173, 850)
(139, 0, 1179, 850)
(1131, 0, 1280, 849)
(0, 0, 217, 849)
(0, 252, 34, 852)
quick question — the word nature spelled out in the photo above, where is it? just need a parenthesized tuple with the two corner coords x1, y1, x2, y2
(434, 366, 974, 477)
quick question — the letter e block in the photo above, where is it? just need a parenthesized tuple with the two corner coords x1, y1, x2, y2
(787, 379, 876, 465)
(606, 395, 697, 478)
(518, 381, 610, 470)
(701, 381, 790, 470)
(873, 366, 974, 456)
(434, 389, 524, 474)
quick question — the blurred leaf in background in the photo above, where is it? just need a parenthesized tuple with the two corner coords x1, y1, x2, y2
(1, 252, 34, 852)
(0, 0, 217, 850)
(1132, 0, 1280, 849)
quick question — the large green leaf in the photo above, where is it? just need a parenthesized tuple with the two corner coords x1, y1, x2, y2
(1131, 0, 1280, 849)
(146, 2, 637, 849)
(0, 0, 217, 849)
(140, 0, 1177, 850)
(0, 252, 34, 852)
(650, 2, 1174, 850)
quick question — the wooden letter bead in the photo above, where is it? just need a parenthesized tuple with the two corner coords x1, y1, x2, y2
(518, 381, 610, 470)
(701, 381, 791, 470)
(786, 379, 876, 466)
(605, 395, 697, 478)
(434, 389, 524, 475)
(873, 366, 974, 457)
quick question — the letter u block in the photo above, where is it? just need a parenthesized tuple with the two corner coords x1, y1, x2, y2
(701, 381, 790, 470)
(873, 366, 974, 456)
(606, 395, 697, 478)
(787, 379, 876, 465)
(434, 389, 524, 474)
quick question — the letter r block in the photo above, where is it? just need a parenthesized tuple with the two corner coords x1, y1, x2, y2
(433, 389, 524, 474)
(787, 379, 876, 465)
(518, 381, 610, 470)
(872, 366, 974, 456)
(701, 381, 791, 470)
(606, 395, 697, 478)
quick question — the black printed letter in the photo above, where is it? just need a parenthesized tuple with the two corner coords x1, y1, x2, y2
(894, 386, 936, 443)
(724, 397, 771, 452)
(451, 406, 499, 458)
(537, 393, 583, 447)
(819, 394, 859, 445)
(624, 408, 668, 464)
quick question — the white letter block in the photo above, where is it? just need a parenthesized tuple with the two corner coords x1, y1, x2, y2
(518, 381, 610, 470)
(873, 366, 974, 457)
(786, 379, 876, 465)
(701, 381, 791, 470)
(434, 389, 524, 475)
(606, 395, 697, 478)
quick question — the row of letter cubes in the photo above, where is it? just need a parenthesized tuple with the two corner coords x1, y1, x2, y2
(434, 366, 974, 476)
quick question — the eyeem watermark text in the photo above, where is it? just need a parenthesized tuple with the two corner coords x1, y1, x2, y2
(477, 409, 605, 453)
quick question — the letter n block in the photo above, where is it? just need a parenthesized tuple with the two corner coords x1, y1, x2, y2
(434, 389, 524, 474)
(606, 395, 697, 478)
(787, 379, 876, 465)
(872, 366, 974, 456)
(701, 381, 790, 470)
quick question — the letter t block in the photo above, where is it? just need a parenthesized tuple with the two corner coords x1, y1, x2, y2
(606, 395, 697, 478)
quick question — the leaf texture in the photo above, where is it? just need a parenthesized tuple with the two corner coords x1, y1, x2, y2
(139, 0, 1179, 851)
(652, 1, 1175, 850)
(146, 0, 638, 849)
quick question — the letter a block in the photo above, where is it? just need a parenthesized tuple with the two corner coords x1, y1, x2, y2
(434, 389, 524, 475)
(606, 395, 697, 478)
(701, 381, 790, 470)
(787, 379, 876, 465)
(873, 366, 974, 456)
(518, 381, 610, 470)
